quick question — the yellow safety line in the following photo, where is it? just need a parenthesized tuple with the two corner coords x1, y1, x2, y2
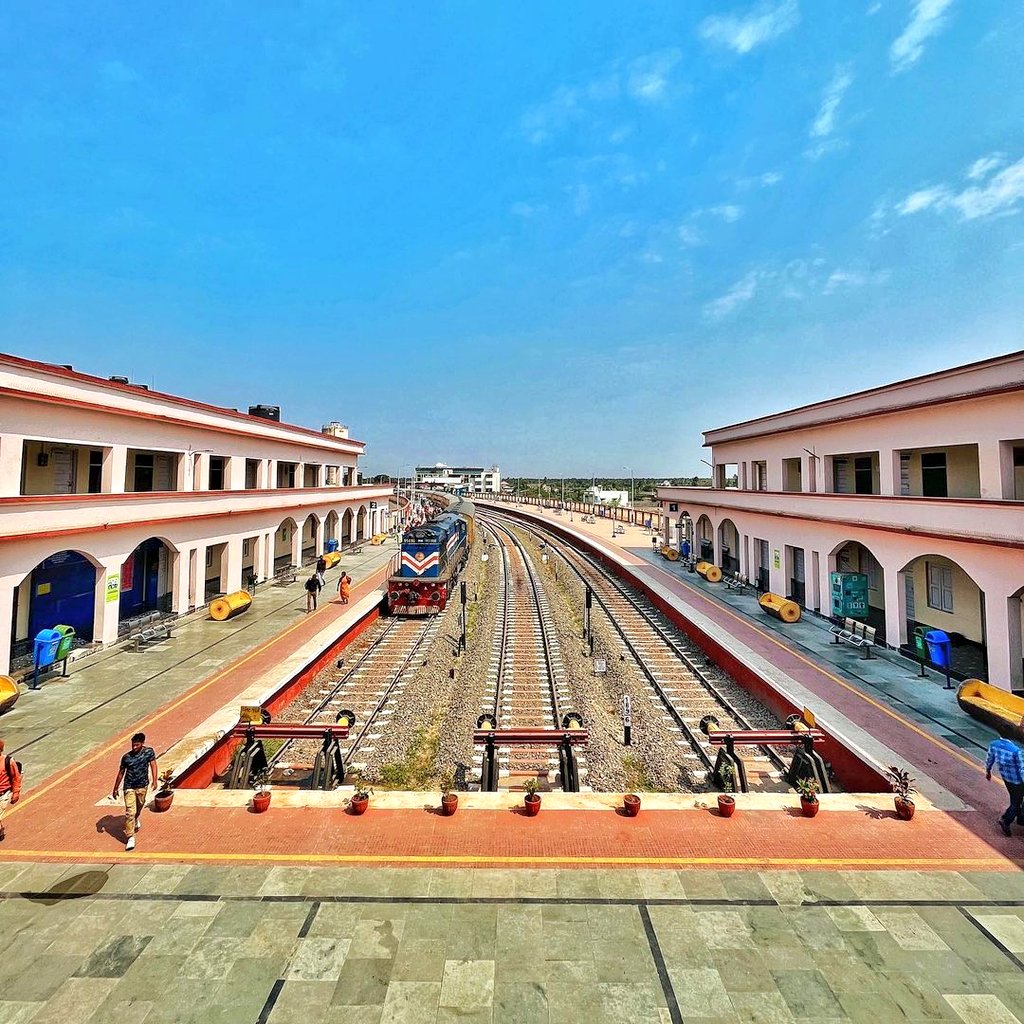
(0, 849, 1015, 868)
(643, 561, 986, 776)
(7, 569, 388, 818)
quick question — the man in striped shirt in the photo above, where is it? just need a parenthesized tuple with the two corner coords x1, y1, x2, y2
(985, 729, 1024, 837)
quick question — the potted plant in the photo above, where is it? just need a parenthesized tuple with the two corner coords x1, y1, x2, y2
(886, 765, 916, 820)
(440, 771, 458, 816)
(523, 777, 541, 816)
(251, 768, 272, 813)
(717, 763, 736, 818)
(623, 792, 641, 817)
(796, 776, 819, 817)
(347, 773, 373, 816)
(153, 768, 176, 812)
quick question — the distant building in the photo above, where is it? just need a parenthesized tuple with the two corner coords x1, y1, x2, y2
(587, 487, 630, 507)
(656, 349, 1024, 689)
(415, 463, 501, 495)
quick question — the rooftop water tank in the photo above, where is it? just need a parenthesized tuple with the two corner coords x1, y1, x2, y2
(249, 405, 281, 421)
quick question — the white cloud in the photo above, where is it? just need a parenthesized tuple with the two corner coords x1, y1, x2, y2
(890, 0, 955, 73)
(967, 153, 1006, 181)
(823, 268, 891, 293)
(678, 224, 703, 247)
(639, 251, 664, 264)
(510, 202, 546, 219)
(696, 204, 743, 222)
(698, 0, 800, 55)
(810, 64, 854, 138)
(626, 49, 682, 103)
(895, 156, 1024, 221)
(760, 171, 783, 186)
(805, 137, 849, 161)
(703, 271, 762, 320)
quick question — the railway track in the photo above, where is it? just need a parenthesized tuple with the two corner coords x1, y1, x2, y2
(489, 511, 789, 792)
(268, 616, 440, 780)
(477, 516, 580, 792)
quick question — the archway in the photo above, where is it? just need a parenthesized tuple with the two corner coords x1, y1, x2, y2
(1010, 584, 1024, 692)
(275, 517, 298, 571)
(324, 510, 339, 546)
(718, 519, 740, 574)
(899, 553, 986, 680)
(356, 505, 367, 542)
(12, 550, 102, 665)
(301, 514, 319, 563)
(674, 513, 693, 557)
(119, 537, 176, 623)
(831, 540, 886, 639)
(695, 515, 714, 563)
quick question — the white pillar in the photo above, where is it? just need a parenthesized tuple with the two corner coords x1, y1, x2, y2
(819, 551, 834, 620)
(224, 537, 244, 593)
(291, 526, 301, 566)
(191, 544, 207, 606)
(882, 562, 906, 649)
(194, 453, 210, 491)
(95, 556, 126, 646)
(314, 517, 325, 555)
(103, 445, 128, 494)
(172, 547, 191, 615)
(224, 456, 246, 491)
(878, 449, 897, 497)
(978, 442, 1005, 500)
(297, 461, 306, 488)
(0, 576, 17, 674)
(0, 435, 24, 497)
(982, 587, 1012, 690)
(266, 459, 277, 489)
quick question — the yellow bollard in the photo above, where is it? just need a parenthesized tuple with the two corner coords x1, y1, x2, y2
(209, 590, 254, 622)
(0, 675, 19, 716)
(695, 561, 723, 583)
(758, 592, 801, 623)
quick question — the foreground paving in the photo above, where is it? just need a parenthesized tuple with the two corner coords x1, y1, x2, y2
(2, 863, 1024, 1023)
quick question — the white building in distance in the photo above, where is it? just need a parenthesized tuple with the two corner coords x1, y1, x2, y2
(415, 463, 501, 494)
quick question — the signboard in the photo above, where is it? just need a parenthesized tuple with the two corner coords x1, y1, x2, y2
(802, 707, 816, 728)
(105, 573, 120, 603)
(772, 548, 781, 569)
(239, 705, 264, 725)
(36, 582, 51, 596)
(830, 571, 868, 618)
(370, 501, 377, 509)
(621, 695, 632, 726)
(121, 554, 135, 591)
(594, 658, 607, 675)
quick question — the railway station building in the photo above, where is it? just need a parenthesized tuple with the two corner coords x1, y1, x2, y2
(657, 350, 1024, 690)
(0, 353, 392, 675)
(414, 462, 501, 494)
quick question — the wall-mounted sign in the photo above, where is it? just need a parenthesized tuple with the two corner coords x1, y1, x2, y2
(36, 582, 51, 596)
(105, 574, 120, 602)
(239, 705, 264, 725)
(369, 501, 378, 509)
(773, 548, 781, 569)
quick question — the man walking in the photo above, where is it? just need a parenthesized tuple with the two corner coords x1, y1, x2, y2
(0, 739, 22, 842)
(112, 732, 157, 851)
(304, 573, 323, 612)
(985, 727, 1024, 837)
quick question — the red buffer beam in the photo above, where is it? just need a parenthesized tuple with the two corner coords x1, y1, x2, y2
(707, 729, 825, 746)
(473, 728, 589, 747)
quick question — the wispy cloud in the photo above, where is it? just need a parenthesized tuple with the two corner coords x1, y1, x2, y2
(698, 0, 800, 55)
(735, 170, 783, 191)
(510, 202, 547, 219)
(704, 271, 762, 320)
(810, 64, 853, 139)
(519, 48, 681, 144)
(895, 154, 1024, 220)
(823, 267, 891, 293)
(678, 224, 703, 247)
(890, 0, 955, 73)
(703, 204, 744, 223)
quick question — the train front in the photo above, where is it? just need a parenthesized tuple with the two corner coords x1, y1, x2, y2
(388, 519, 451, 615)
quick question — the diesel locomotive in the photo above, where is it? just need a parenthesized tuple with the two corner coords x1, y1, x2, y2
(387, 497, 475, 615)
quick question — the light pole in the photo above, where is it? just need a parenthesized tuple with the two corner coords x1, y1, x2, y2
(623, 466, 634, 508)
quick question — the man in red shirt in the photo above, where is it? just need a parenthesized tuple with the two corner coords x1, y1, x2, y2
(0, 738, 22, 842)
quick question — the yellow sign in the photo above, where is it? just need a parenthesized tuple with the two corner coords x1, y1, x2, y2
(36, 582, 51, 596)
(773, 549, 781, 569)
(105, 574, 120, 603)
(802, 707, 816, 728)
(239, 705, 264, 725)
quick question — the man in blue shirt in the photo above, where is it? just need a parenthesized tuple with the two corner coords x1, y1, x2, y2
(111, 732, 158, 851)
(985, 728, 1024, 837)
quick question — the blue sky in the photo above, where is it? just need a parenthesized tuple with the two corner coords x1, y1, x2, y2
(1, 1, 1022, 478)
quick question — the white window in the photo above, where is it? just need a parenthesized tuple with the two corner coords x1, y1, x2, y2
(926, 562, 954, 613)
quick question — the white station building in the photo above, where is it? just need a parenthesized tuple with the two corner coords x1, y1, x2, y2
(0, 353, 392, 674)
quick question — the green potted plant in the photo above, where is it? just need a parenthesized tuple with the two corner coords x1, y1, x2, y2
(153, 767, 176, 812)
(440, 771, 458, 816)
(717, 763, 736, 818)
(347, 773, 373, 816)
(623, 792, 641, 817)
(251, 768, 272, 813)
(523, 777, 541, 816)
(796, 776, 819, 817)
(886, 765, 916, 820)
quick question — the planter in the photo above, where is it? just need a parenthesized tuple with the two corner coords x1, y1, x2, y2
(524, 794, 541, 817)
(252, 791, 271, 814)
(350, 795, 369, 816)
(623, 794, 641, 817)
(894, 797, 915, 821)
(153, 790, 174, 813)
(441, 794, 458, 816)
(717, 794, 735, 818)
(800, 797, 819, 818)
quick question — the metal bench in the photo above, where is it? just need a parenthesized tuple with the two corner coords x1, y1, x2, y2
(127, 611, 174, 650)
(273, 565, 298, 586)
(723, 572, 749, 591)
(351, 544, 363, 554)
(829, 617, 876, 658)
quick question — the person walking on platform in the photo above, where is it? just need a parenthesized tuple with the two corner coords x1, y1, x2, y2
(304, 573, 323, 612)
(315, 554, 327, 585)
(0, 739, 22, 842)
(338, 574, 351, 604)
(986, 728, 1024, 836)
(111, 732, 157, 851)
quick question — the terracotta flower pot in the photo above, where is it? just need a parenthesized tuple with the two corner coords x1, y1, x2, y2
(441, 794, 458, 816)
(800, 797, 819, 818)
(623, 794, 641, 817)
(350, 795, 369, 816)
(718, 794, 735, 818)
(153, 790, 174, 813)
(524, 794, 541, 817)
(252, 791, 271, 814)
(895, 797, 915, 821)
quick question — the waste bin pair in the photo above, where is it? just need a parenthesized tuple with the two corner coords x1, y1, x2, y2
(31, 624, 75, 689)
(913, 626, 953, 688)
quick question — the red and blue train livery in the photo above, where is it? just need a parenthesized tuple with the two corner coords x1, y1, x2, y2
(387, 498, 475, 615)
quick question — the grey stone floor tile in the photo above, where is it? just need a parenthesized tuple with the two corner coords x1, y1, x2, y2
(333, 958, 395, 1006)
(492, 980, 548, 1024)
(0, 1003, 44, 1024)
(511, 870, 558, 898)
(391, 939, 448, 982)
(440, 958, 495, 1010)
(668, 966, 732, 1018)
(323, 1006, 385, 1024)
(943, 993, 1023, 1024)
(378, 980, 441, 1024)
(267, 980, 338, 1023)
(0, 954, 81, 1003)
(771, 968, 843, 1019)
(728, 988, 795, 1023)
(24, 977, 118, 1024)
(349, 918, 405, 959)
(180, 936, 245, 980)
(287, 936, 352, 980)
(73, 934, 152, 978)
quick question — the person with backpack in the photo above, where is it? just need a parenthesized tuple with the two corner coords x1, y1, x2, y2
(304, 573, 323, 612)
(0, 739, 22, 842)
(111, 732, 158, 851)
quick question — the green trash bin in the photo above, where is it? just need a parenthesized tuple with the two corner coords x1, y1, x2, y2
(912, 626, 928, 676)
(54, 624, 76, 661)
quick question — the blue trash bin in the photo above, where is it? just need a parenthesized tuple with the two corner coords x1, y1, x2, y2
(31, 628, 62, 689)
(325, 538, 339, 553)
(925, 629, 951, 668)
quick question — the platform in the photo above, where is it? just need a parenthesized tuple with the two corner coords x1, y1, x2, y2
(3, 512, 1024, 1022)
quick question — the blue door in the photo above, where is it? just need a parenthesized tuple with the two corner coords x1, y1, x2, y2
(28, 551, 96, 640)
(119, 539, 164, 619)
